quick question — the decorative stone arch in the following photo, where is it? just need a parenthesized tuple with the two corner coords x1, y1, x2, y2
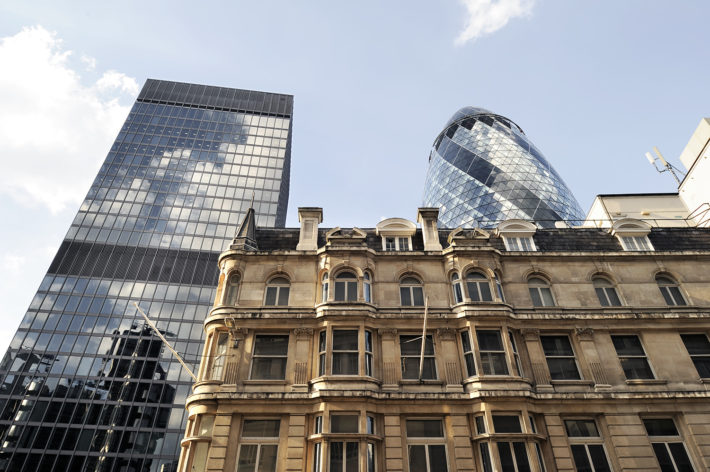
(394, 267, 424, 283)
(586, 270, 618, 284)
(330, 263, 364, 279)
(496, 219, 538, 236)
(609, 218, 652, 237)
(522, 268, 553, 283)
(651, 269, 685, 284)
(263, 269, 295, 284)
(376, 217, 417, 251)
(460, 263, 495, 280)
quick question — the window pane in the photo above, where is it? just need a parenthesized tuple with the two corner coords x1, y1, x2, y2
(400, 287, 411, 306)
(242, 420, 280, 437)
(668, 442, 694, 471)
(588, 445, 612, 472)
(529, 288, 542, 306)
(619, 357, 654, 379)
(345, 442, 358, 472)
(644, 419, 678, 436)
(251, 358, 287, 380)
(659, 287, 675, 305)
(277, 287, 289, 306)
(497, 442, 515, 472)
(547, 358, 581, 380)
(258, 444, 278, 472)
(335, 282, 345, 301)
(541, 336, 574, 356)
(400, 336, 433, 355)
(406, 420, 443, 437)
(254, 335, 289, 355)
(428, 444, 448, 472)
(541, 287, 554, 306)
(333, 330, 358, 350)
(565, 420, 599, 437)
(237, 444, 258, 472)
(464, 353, 476, 377)
(480, 353, 508, 375)
(480, 443, 493, 472)
(651, 443, 676, 472)
(421, 358, 437, 379)
(480, 283, 492, 301)
(606, 287, 621, 306)
(330, 441, 343, 472)
(477, 331, 503, 351)
(332, 353, 358, 375)
(408, 445, 427, 472)
(513, 442, 531, 472)
(612, 336, 645, 356)
(412, 287, 424, 306)
(346, 282, 357, 301)
(681, 334, 710, 355)
(331, 415, 358, 433)
(264, 287, 277, 305)
(570, 445, 592, 472)
(669, 286, 686, 306)
(492, 416, 521, 433)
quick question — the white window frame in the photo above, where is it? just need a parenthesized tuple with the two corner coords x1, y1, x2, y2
(528, 277, 555, 307)
(400, 334, 437, 380)
(452, 273, 464, 304)
(466, 271, 493, 302)
(236, 419, 281, 472)
(503, 236, 537, 251)
(656, 275, 687, 306)
(264, 276, 290, 306)
(317, 327, 374, 377)
(619, 235, 653, 251)
(540, 335, 581, 381)
(593, 277, 622, 307)
(400, 277, 425, 306)
(564, 418, 613, 472)
(476, 329, 510, 376)
(681, 333, 710, 379)
(611, 334, 655, 380)
(406, 419, 449, 472)
(334, 271, 358, 302)
(224, 272, 240, 305)
(643, 418, 696, 472)
(249, 333, 289, 380)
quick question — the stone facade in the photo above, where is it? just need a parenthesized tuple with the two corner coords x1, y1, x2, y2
(178, 207, 710, 472)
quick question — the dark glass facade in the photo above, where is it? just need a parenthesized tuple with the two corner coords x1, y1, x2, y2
(423, 107, 584, 228)
(0, 79, 293, 471)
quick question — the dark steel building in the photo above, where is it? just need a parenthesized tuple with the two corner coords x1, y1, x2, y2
(423, 107, 584, 228)
(0, 79, 293, 471)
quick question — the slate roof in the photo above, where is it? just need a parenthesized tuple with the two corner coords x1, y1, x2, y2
(252, 227, 710, 253)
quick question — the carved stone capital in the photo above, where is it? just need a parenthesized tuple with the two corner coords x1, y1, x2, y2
(521, 328, 540, 341)
(293, 328, 314, 340)
(378, 328, 398, 339)
(575, 328, 595, 341)
(437, 328, 457, 341)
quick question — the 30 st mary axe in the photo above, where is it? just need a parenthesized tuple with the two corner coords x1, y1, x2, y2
(0, 79, 293, 472)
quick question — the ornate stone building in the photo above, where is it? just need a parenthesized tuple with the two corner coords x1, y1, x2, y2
(179, 206, 710, 472)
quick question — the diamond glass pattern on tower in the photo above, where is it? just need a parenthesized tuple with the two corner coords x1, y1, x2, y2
(423, 107, 584, 228)
(0, 79, 293, 472)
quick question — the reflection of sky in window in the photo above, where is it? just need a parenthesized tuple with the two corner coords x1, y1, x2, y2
(423, 109, 583, 228)
(66, 102, 291, 252)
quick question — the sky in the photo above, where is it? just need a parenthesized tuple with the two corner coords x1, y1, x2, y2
(0, 0, 709, 354)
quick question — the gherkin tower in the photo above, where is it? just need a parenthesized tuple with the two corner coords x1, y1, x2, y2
(423, 107, 584, 228)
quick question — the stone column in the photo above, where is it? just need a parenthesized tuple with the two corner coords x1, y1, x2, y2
(379, 328, 399, 390)
(291, 328, 313, 392)
(521, 329, 553, 392)
(573, 328, 611, 390)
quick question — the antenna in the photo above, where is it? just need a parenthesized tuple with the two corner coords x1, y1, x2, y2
(645, 146, 685, 186)
(133, 302, 198, 381)
(417, 296, 429, 382)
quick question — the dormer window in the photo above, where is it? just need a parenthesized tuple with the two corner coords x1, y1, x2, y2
(610, 218, 653, 252)
(496, 220, 538, 252)
(376, 217, 417, 252)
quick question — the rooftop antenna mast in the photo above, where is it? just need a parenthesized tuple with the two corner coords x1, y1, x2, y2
(645, 146, 685, 186)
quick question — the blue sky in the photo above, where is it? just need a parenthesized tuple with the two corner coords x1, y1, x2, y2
(0, 0, 708, 352)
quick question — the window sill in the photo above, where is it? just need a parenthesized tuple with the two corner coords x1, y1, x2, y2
(242, 379, 288, 385)
(463, 376, 530, 384)
(400, 379, 444, 385)
(180, 436, 211, 447)
(699, 378, 710, 384)
(625, 379, 667, 385)
(310, 375, 382, 385)
(307, 433, 383, 442)
(550, 379, 595, 386)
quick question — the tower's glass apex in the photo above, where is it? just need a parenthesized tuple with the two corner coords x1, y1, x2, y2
(423, 107, 584, 228)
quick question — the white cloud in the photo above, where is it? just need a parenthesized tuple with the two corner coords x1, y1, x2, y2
(2, 254, 25, 274)
(455, 0, 535, 45)
(0, 25, 138, 213)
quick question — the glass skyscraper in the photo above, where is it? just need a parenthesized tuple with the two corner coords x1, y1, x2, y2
(423, 107, 584, 228)
(0, 79, 293, 471)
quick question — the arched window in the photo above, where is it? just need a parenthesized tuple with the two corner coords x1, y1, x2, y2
(264, 276, 290, 306)
(335, 271, 357, 302)
(466, 271, 492, 302)
(528, 277, 555, 307)
(451, 273, 464, 304)
(321, 272, 329, 303)
(593, 277, 621, 306)
(363, 272, 372, 303)
(656, 274, 686, 306)
(400, 277, 424, 306)
(224, 272, 240, 305)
